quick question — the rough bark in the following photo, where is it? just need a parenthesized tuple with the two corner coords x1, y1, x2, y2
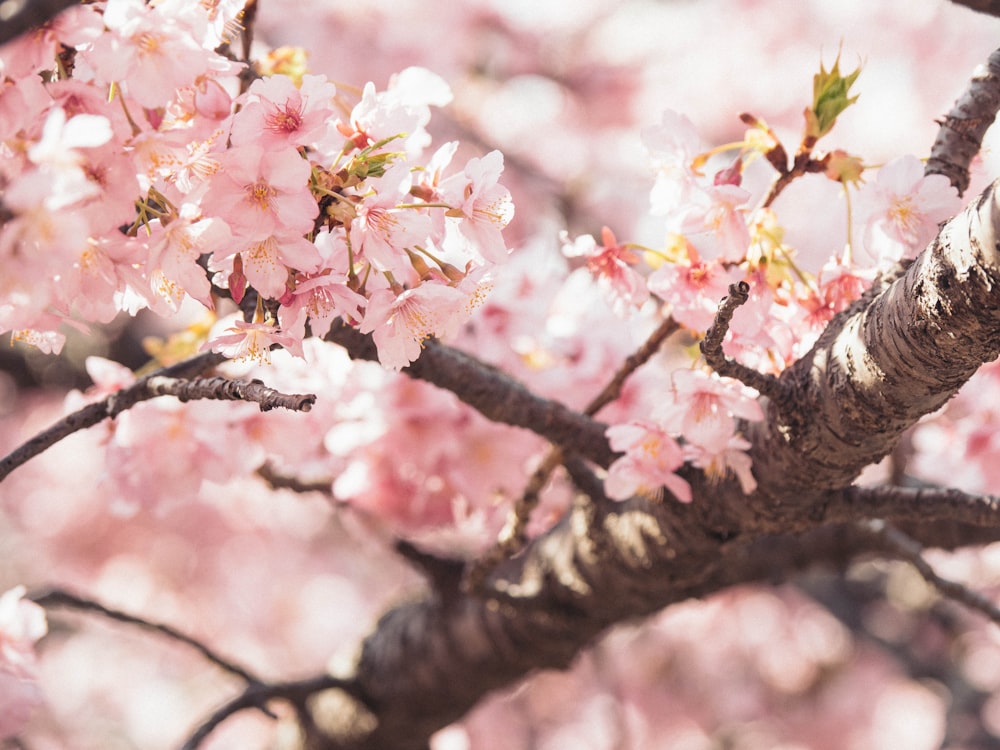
(284, 181, 1000, 750)
(749, 181, 1000, 506)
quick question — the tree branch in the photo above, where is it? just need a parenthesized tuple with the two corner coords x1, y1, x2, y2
(748, 179, 1000, 506)
(463, 315, 682, 591)
(282, 172, 1000, 747)
(700, 280, 786, 401)
(323, 320, 615, 467)
(822, 484, 1000, 529)
(861, 519, 1000, 625)
(0, 0, 78, 47)
(926, 46, 1000, 195)
(31, 588, 264, 685)
(180, 674, 361, 750)
(0, 352, 316, 482)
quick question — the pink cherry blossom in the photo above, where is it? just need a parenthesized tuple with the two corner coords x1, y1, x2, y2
(216, 231, 322, 301)
(201, 145, 318, 238)
(284, 271, 368, 340)
(646, 246, 743, 331)
(659, 368, 763, 452)
(605, 421, 692, 503)
(684, 434, 757, 494)
(230, 74, 338, 151)
(439, 150, 515, 264)
(59, 234, 150, 323)
(336, 67, 451, 157)
(669, 183, 752, 263)
(642, 109, 703, 214)
(81, 0, 232, 109)
(206, 318, 304, 365)
(359, 283, 470, 370)
(26, 107, 113, 208)
(0, 586, 46, 739)
(561, 226, 649, 314)
(348, 163, 433, 278)
(0, 5, 102, 78)
(855, 154, 962, 269)
(145, 211, 232, 313)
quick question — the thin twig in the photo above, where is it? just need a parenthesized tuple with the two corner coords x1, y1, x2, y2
(462, 316, 681, 592)
(863, 519, 1000, 626)
(582, 315, 680, 418)
(256, 462, 332, 494)
(179, 674, 358, 750)
(324, 320, 614, 467)
(700, 281, 784, 401)
(30, 588, 264, 685)
(462, 450, 563, 592)
(0, 351, 315, 483)
(142, 375, 315, 412)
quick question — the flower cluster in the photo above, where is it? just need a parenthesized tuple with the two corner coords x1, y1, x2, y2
(0, 0, 513, 369)
(560, 103, 960, 502)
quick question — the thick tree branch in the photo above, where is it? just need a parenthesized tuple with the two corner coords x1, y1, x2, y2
(326, 475, 1000, 750)
(823, 484, 1000, 528)
(748, 179, 1000, 505)
(289, 174, 1000, 748)
(323, 320, 615, 467)
(926, 46, 1000, 195)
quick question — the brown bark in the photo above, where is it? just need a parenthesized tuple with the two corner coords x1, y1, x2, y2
(950, 0, 1000, 17)
(285, 181, 1000, 750)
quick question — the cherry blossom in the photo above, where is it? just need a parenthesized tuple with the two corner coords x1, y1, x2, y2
(560, 226, 649, 314)
(336, 67, 451, 157)
(217, 231, 322, 301)
(605, 420, 692, 503)
(145, 211, 232, 313)
(684, 434, 758, 493)
(0, 586, 46, 739)
(0, 586, 46, 680)
(658, 368, 763, 452)
(348, 163, 433, 278)
(206, 318, 304, 365)
(855, 154, 962, 269)
(1, 3, 996, 748)
(359, 283, 471, 370)
(642, 109, 703, 213)
(229, 74, 338, 151)
(81, 0, 233, 109)
(439, 150, 515, 264)
(202, 145, 317, 238)
(646, 242, 743, 331)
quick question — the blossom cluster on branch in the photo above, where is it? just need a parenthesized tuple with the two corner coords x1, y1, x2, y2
(4, 1, 1000, 748)
(0, 0, 513, 371)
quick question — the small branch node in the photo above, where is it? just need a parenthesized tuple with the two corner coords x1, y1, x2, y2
(701, 282, 785, 402)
